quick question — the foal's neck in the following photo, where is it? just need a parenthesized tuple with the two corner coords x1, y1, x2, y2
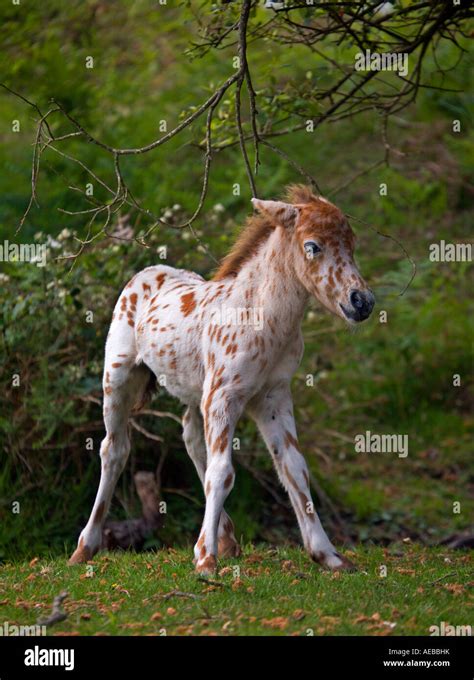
(236, 227, 309, 333)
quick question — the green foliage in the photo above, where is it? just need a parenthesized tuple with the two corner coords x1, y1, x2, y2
(0, 2, 472, 560)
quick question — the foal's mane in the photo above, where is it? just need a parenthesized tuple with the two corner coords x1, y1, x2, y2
(212, 184, 319, 281)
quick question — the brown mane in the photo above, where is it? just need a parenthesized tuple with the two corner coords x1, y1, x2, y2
(285, 184, 319, 204)
(212, 213, 275, 281)
(212, 184, 319, 281)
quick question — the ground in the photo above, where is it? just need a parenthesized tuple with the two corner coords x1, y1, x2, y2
(0, 544, 471, 636)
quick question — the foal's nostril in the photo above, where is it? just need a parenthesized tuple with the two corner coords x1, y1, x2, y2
(350, 290, 364, 310)
(348, 289, 374, 321)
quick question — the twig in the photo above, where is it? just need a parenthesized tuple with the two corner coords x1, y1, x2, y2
(197, 577, 228, 588)
(347, 213, 417, 296)
(162, 590, 201, 601)
(129, 419, 164, 443)
(37, 591, 68, 627)
(428, 572, 458, 586)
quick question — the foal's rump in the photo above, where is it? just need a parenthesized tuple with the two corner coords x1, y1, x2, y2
(103, 264, 205, 411)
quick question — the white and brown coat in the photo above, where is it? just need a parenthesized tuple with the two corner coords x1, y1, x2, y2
(69, 185, 374, 574)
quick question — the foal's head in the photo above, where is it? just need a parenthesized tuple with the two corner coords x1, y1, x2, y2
(252, 185, 375, 323)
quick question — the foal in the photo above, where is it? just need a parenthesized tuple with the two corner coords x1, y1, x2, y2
(69, 185, 374, 574)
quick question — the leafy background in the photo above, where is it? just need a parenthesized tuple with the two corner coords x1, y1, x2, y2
(0, 0, 472, 562)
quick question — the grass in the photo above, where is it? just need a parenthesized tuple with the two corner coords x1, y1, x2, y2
(0, 544, 471, 636)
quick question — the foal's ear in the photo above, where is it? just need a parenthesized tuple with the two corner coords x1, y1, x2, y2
(251, 198, 298, 228)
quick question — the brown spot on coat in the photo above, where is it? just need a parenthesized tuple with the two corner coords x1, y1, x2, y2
(180, 292, 197, 316)
(156, 273, 166, 289)
(284, 430, 299, 450)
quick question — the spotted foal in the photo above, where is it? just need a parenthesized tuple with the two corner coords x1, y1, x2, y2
(69, 185, 374, 574)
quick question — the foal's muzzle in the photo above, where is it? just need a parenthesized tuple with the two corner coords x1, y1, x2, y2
(340, 289, 375, 322)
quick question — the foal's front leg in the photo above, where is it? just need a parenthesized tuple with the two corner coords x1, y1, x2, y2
(182, 406, 241, 558)
(250, 383, 355, 571)
(194, 385, 242, 575)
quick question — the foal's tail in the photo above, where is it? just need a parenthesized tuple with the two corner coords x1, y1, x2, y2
(131, 367, 156, 413)
(103, 266, 168, 415)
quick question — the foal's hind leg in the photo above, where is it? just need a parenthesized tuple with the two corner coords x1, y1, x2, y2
(68, 361, 151, 564)
(249, 383, 355, 572)
(182, 406, 241, 559)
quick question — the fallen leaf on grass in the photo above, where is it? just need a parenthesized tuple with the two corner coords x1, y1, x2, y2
(218, 566, 233, 576)
(111, 584, 130, 597)
(201, 585, 219, 593)
(261, 617, 289, 630)
(15, 599, 33, 610)
(176, 625, 194, 635)
(281, 560, 295, 572)
(245, 554, 263, 565)
(444, 583, 465, 595)
(320, 616, 340, 626)
(353, 613, 381, 624)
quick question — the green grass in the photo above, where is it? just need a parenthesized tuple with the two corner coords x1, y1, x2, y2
(0, 545, 471, 636)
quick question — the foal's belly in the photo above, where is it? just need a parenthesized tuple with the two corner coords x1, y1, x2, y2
(152, 359, 204, 406)
(137, 332, 205, 407)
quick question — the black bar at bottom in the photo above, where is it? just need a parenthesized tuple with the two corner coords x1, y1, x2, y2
(0, 635, 471, 678)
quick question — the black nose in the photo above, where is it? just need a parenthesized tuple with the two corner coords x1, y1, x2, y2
(350, 289, 374, 321)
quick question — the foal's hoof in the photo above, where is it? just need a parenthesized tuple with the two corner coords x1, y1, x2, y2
(67, 539, 93, 565)
(312, 550, 357, 572)
(331, 551, 357, 572)
(218, 536, 242, 559)
(195, 555, 217, 576)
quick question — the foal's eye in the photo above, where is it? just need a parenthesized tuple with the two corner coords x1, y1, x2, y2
(304, 241, 322, 259)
